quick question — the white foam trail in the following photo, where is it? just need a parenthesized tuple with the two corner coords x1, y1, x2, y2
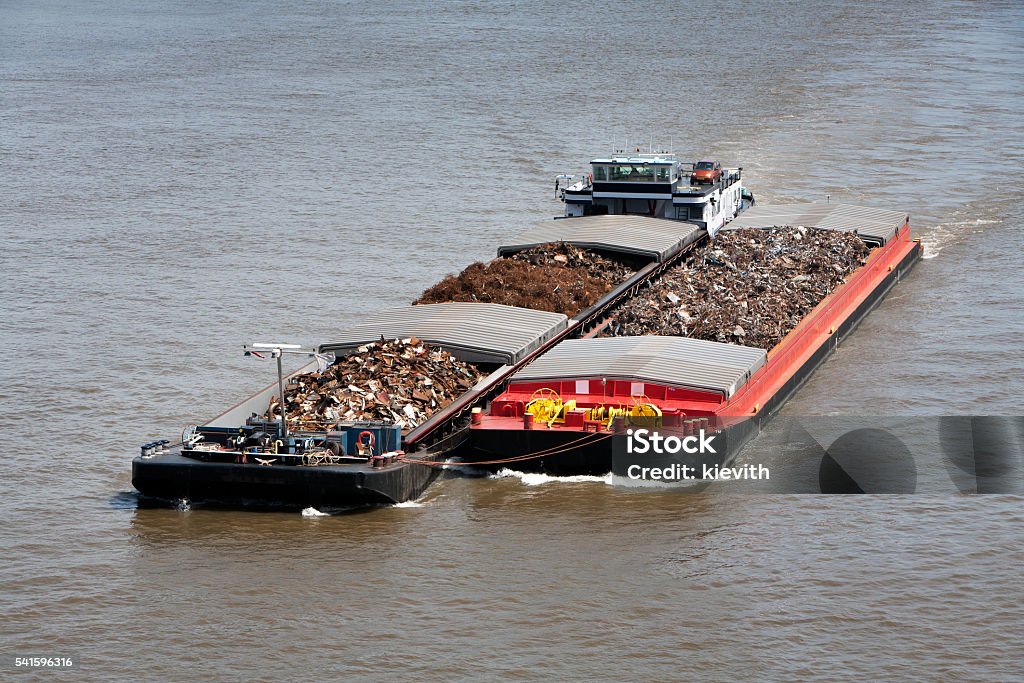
(301, 507, 329, 517)
(922, 217, 1001, 259)
(439, 462, 491, 476)
(491, 468, 613, 486)
(175, 498, 191, 511)
(922, 228, 955, 259)
(392, 501, 424, 508)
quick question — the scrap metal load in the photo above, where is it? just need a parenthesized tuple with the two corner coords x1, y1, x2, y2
(263, 338, 484, 433)
(414, 243, 634, 317)
(606, 227, 871, 350)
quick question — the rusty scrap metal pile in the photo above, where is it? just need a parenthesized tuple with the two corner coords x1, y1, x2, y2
(263, 338, 483, 433)
(505, 242, 634, 281)
(605, 227, 871, 349)
(414, 242, 634, 316)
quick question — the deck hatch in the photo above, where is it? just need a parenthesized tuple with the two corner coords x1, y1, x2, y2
(724, 201, 909, 246)
(724, 202, 907, 245)
(497, 215, 704, 263)
(512, 336, 767, 398)
(318, 303, 569, 366)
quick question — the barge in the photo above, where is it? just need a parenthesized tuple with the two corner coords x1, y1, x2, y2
(133, 148, 921, 504)
(133, 154, 720, 507)
(468, 200, 921, 476)
(132, 304, 569, 508)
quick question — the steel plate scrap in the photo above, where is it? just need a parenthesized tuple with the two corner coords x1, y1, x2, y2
(605, 227, 871, 350)
(263, 338, 484, 433)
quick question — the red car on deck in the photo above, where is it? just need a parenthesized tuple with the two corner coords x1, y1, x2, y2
(691, 160, 722, 184)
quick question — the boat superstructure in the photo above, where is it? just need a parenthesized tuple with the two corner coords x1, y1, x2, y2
(558, 151, 750, 235)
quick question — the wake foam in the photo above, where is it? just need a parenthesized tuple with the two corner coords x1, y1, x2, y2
(301, 507, 330, 517)
(491, 468, 613, 486)
(437, 461, 491, 477)
(922, 217, 1001, 259)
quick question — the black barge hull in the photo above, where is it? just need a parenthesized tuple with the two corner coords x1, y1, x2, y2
(132, 452, 441, 509)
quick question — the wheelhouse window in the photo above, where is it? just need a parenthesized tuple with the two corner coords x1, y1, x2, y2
(593, 165, 607, 181)
(608, 164, 655, 182)
(656, 166, 670, 181)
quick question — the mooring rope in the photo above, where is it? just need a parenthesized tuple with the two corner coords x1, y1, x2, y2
(399, 430, 615, 468)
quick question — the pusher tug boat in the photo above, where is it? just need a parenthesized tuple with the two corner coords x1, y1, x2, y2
(558, 150, 750, 232)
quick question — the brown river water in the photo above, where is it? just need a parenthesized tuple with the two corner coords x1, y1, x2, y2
(2, 1, 1023, 680)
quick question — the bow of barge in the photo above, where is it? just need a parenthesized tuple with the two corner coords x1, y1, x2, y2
(133, 304, 572, 509)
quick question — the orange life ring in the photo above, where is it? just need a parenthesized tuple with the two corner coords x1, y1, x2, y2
(357, 430, 375, 451)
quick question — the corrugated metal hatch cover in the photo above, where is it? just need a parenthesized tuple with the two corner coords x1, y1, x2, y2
(318, 303, 569, 365)
(497, 215, 704, 262)
(512, 336, 767, 398)
(725, 202, 907, 245)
